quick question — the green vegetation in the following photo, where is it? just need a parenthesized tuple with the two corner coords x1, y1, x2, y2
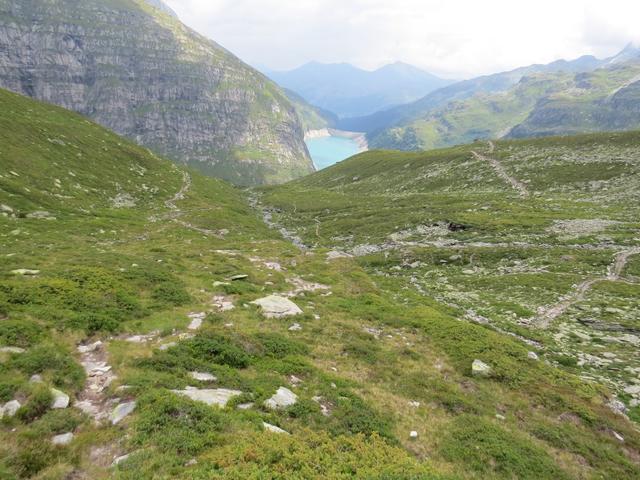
(2, 87, 640, 479)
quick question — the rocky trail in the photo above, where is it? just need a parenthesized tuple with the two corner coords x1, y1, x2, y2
(472, 142, 529, 198)
(533, 247, 640, 328)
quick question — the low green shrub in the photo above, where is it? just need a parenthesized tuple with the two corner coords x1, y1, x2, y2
(0, 319, 44, 348)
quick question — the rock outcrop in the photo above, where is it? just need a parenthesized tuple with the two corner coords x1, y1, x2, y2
(0, 0, 313, 185)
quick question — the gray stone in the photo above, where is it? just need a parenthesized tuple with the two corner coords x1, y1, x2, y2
(624, 385, 640, 395)
(409, 431, 419, 439)
(187, 312, 206, 331)
(11, 269, 40, 276)
(52, 432, 74, 446)
(263, 422, 289, 434)
(326, 250, 352, 261)
(288, 323, 303, 331)
(171, 387, 241, 407)
(251, 295, 302, 318)
(264, 387, 298, 410)
(527, 351, 539, 361)
(471, 359, 492, 377)
(0, 204, 13, 213)
(29, 374, 43, 383)
(237, 402, 254, 410)
(110, 401, 136, 425)
(51, 388, 70, 409)
(0, 346, 25, 354)
(159, 342, 177, 351)
(189, 372, 217, 382)
(111, 454, 131, 467)
(0, 400, 21, 418)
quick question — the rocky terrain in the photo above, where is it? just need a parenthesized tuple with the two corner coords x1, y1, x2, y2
(2, 87, 640, 478)
(0, 0, 313, 185)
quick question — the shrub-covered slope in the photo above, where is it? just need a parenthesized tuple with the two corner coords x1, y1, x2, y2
(2, 89, 640, 479)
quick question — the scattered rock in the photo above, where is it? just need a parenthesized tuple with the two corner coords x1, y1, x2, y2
(236, 402, 254, 410)
(110, 401, 136, 425)
(527, 351, 539, 361)
(326, 250, 352, 261)
(111, 454, 131, 467)
(187, 312, 206, 330)
(77, 341, 102, 354)
(171, 387, 241, 407)
(212, 295, 234, 311)
(264, 262, 282, 271)
(159, 342, 177, 351)
(189, 372, 217, 382)
(264, 387, 298, 410)
(0, 346, 25, 354)
(51, 388, 70, 409)
(229, 274, 249, 281)
(624, 385, 640, 396)
(408, 401, 421, 408)
(263, 422, 289, 434)
(26, 211, 55, 220)
(251, 295, 303, 318)
(52, 432, 74, 446)
(0, 400, 21, 418)
(29, 374, 43, 383)
(612, 430, 625, 443)
(471, 359, 492, 377)
(495, 414, 506, 421)
(11, 269, 40, 276)
(607, 398, 628, 416)
(0, 204, 13, 213)
(288, 323, 302, 331)
(409, 431, 419, 439)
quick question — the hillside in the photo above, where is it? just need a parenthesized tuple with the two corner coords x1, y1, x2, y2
(266, 61, 452, 118)
(283, 88, 338, 132)
(0, 0, 313, 186)
(263, 131, 640, 477)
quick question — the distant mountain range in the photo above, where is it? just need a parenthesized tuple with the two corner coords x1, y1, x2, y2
(263, 61, 453, 119)
(337, 45, 640, 151)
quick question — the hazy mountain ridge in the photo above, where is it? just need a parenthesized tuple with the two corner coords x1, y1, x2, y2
(265, 61, 453, 118)
(350, 48, 640, 151)
(0, 0, 313, 186)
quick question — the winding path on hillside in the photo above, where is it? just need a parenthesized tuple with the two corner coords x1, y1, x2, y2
(472, 141, 530, 198)
(533, 247, 640, 328)
(163, 170, 224, 238)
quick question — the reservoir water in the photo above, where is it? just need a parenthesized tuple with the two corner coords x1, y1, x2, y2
(306, 135, 361, 170)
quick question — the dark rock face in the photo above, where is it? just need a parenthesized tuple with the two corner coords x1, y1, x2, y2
(0, 0, 313, 185)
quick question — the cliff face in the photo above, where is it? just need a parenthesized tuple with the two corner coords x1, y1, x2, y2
(0, 0, 313, 185)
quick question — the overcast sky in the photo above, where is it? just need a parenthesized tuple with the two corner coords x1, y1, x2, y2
(164, 0, 640, 79)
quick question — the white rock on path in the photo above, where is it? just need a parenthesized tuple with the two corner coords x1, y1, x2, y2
(189, 372, 217, 382)
(471, 359, 492, 378)
(264, 387, 298, 410)
(171, 387, 241, 407)
(110, 401, 136, 425)
(263, 422, 290, 434)
(251, 295, 302, 318)
(188, 312, 206, 330)
(51, 388, 70, 409)
(52, 432, 74, 446)
(0, 400, 21, 418)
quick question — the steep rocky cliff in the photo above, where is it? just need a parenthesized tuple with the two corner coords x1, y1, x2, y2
(0, 0, 314, 185)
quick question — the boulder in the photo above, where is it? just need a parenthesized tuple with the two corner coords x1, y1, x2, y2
(527, 351, 539, 361)
(110, 401, 136, 425)
(51, 388, 70, 409)
(171, 387, 241, 407)
(263, 422, 289, 434)
(0, 400, 21, 418)
(264, 387, 298, 410)
(52, 432, 74, 446)
(471, 359, 492, 378)
(251, 295, 302, 318)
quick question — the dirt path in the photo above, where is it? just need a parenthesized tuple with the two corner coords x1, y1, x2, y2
(75, 341, 117, 422)
(472, 142, 529, 198)
(533, 247, 640, 328)
(163, 169, 224, 238)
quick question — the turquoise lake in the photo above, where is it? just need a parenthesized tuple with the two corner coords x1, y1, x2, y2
(306, 135, 361, 170)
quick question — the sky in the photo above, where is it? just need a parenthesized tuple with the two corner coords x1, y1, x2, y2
(164, 0, 640, 79)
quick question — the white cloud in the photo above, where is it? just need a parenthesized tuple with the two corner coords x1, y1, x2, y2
(164, 0, 640, 78)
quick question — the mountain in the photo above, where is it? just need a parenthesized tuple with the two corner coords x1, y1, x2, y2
(0, 0, 313, 186)
(339, 54, 606, 136)
(283, 88, 338, 132)
(347, 49, 640, 151)
(144, 0, 177, 17)
(265, 61, 453, 118)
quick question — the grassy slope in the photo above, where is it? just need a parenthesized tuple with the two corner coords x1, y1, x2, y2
(264, 131, 640, 478)
(1, 88, 640, 479)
